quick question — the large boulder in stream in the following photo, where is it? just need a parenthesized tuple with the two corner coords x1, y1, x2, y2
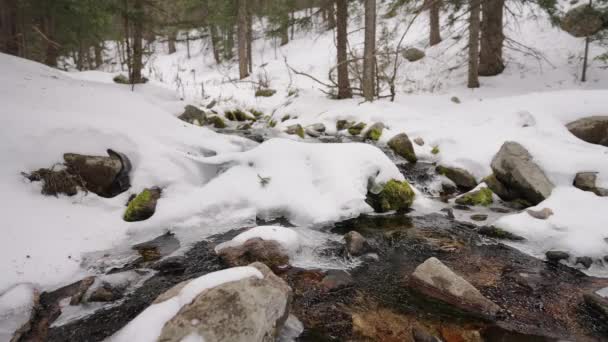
(489, 141, 554, 206)
(157, 262, 291, 342)
(63, 149, 131, 197)
(566, 116, 608, 146)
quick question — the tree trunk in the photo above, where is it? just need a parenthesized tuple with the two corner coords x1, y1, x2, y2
(247, 3, 253, 73)
(429, 0, 441, 46)
(326, 0, 336, 30)
(224, 25, 234, 60)
(167, 31, 177, 54)
(94, 43, 103, 68)
(478, 0, 504, 76)
(0, 0, 19, 55)
(336, 0, 352, 99)
(209, 24, 221, 64)
(131, 0, 144, 83)
(362, 0, 376, 101)
(467, 0, 481, 88)
(280, 10, 289, 46)
(237, 0, 249, 79)
(43, 12, 58, 67)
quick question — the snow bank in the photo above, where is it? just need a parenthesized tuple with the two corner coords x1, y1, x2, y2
(215, 226, 301, 253)
(0, 283, 35, 341)
(110, 266, 262, 342)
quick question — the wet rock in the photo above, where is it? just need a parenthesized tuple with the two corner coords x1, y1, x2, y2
(484, 174, 519, 201)
(490, 141, 554, 205)
(206, 115, 227, 128)
(436, 166, 477, 191)
(254, 88, 276, 97)
(408, 257, 501, 319)
(285, 124, 305, 138)
(157, 262, 291, 342)
(470, 214, 488, 221)
(348, 122, 367, 136)
(281, 115, 291, 122)
(561, 5, 604, 37)
(365, 122, 385, 141)
(584, 292, 608, 320)
(441, 207, 455, 219)
(455, 188, 493, 207)
(366, 179, 415, 213)
(567, 116, 608, 146)
(545, 250, 570, 263)
(152, 256, 187, 275)
(574, 172, 608, 196)
(178, 105, 206, 125)
(441, 180, 457, 197)
(403, 47, 425, 62)
(412, 327, 441, 342)
(477, 226, 525, 241)
(344, 231, 371, 256)
(576, 256, 593, 269)
(63, 149, 132, 198)
(526, 207, 554, 220)
(414, 137, 425, 146)
(132, 232, 180, 263)
(336, 120, 354, 131)
(217, 238, 290, 272)
(320, 270, 353, 292)
(453, 204, 471, 211)
(123, 187, 161, 222)
(388, 133, 417, 163)
(88, 283, 124, 303)
(305, 128, 321, 138)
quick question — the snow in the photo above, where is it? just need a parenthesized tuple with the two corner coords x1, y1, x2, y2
(0, 283, 35, 341)
(215, 226, 301, 253)
(110, 266, 262, 342)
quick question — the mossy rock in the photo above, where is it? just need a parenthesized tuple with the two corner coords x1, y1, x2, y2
(124, 187, 161, 222)
(366, 179, 415, 213)
(206, 115, 227, 129)
(348, 122, 367, 136)
(225, 109, 254, 122)
(249, 109, 264, 118)
(431, 146, 440, 155)
(178, 105, 206, 125)
(113, 74, 130, 84)
(269, 119, 277, 128)
(455, 187, 493, 207)
(281, 114, 291, 122)
(255, 88, 276, 97)
(388, 133, 417, 163)
(286, 124, 305, 138)
(336, 120, 355, 131)
(365, 122, 385, 141)
(436, 166, 477, 191)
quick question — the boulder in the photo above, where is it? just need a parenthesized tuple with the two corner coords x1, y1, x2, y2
(388, 133, 417, 163)
(348, 122, 367, 136)
(470, 214, 488, 221)
(402, 48, 425, 62)
(157, 262, 291, 342)
(365, 122, 385, 141)
(88, 283, 124, 303)
(575, 256, 593, 269)
(560, 5, 604, 37)
(573, 172, 608, 196)
(123, 187, 162, 222)
(408, 257, 501, 319)
(455, 188, 493, 207)
(483, 174, 518, 201)
(285, 124, 305, 138)
(436, 166, 477, 191)
(217, 238, 290, 272)
(490, 142, 554, 205)
(178, 105, 206, 125)
(344, 231, 371, 256)
(225, 109, 254, 122)
(336, 120, 354, 131)
(366, 179, 415, 213)
(566, 116, 608, 146)
(63, 149, 132, 198)
(526, 207, 554, 220)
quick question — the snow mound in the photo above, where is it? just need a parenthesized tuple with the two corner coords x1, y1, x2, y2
(110, 266, 263, 342)
(215, 226, 301, 253)
(0, 283, 36, 341)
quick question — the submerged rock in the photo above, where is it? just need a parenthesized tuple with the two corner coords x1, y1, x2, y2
(436, 166, 477, 191)
(566, 116, 608, 146)
(575, 256, 593, 269)
(490, 141, 554, 206)
(365, 122, 385, 141)
(217, 238, 290, 272)
(388, 133, 417, 163)
(178, 105, 206, 125)
(455, 188, 493, 207)
(348, 122, 367, 136)
(408, 257, 501, 319)
(63, 149, 132, 198)
(123, 187, 161, 222)
(344, 231, 371, 256)
(321, 270, 353, 292)
(573, 172, 608, 196)
(366, 179, 415, 213)
(470, 214, 488, 221)
(157, 262, 291, 342)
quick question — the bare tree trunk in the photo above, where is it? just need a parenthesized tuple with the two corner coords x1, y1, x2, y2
(131, 0, 144, 83)
(209, 24, 221, 64)
(429, 0, 441, 46)
(94, 43, 103, 68)
(362, 0, 376, 101)
(0, 0, 19, 55)
(247, 2, 253, 73)
(280, 11, 289, 46)
(237, 0, 249, 79)
(478, 0, 504, 76)
(224, 25, 234, 60)
(167, 31, 177, 54)
(336, 0, 352, 99)
(43, 11, 58, 67)
(326, 0, 336, 30)
(185, 32, 190, 58)
(467, 0, 481, 88)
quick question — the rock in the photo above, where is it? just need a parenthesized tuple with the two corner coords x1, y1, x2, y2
(484, 174, 519, 201)
(413, 137, 425, 146)
(206, 115, 227, 128)
(225, 109, 254, 122)
(320, 270, 353, 292)
(217, 238, 290, 272)
(441, 180, 457, 197)
(388, 133, 417, 163)
(436, 166, 477, 191)
(573, 172, 608, 196)
(408, 257, 501, 319)
(254, 88, 276, 97)
(69, 276, 95, 305)
(178, 105, 206, 125)
(151, 256, 187, 275)
(336, 120, 354, 131)
(366, 179, 415, 213)
(344, 231, 371, 256)
(566, 116, 608, 146)
(285, 124, 305, 138)
(576, 256, 593, 269)
(365, 122, 385, 141)
(450, 96, 461, 104)
(584, 292, 608, 320)
(348, 122, 367, 136)
(132, 232, 180, 262)
(453, 204, 472, 211)
(113, 74, 129, 84)
(489, 207, 512, 214)
(63, 149, 132, 198)
(441, 207, 455, 219)
(412, 327, 441, 342)
(307, 123, 326, 133)
(281, 115, 291, 122)
(545, 250, 570, 263)
(470, 214, 488, 221)
(123, 187, 162, 222)
(477, 226, 525, 241)
(305, 128, 320, 137)
(237, 122, 252, 130)
(88, 283, 124, 303)
(526, 207, 554, 220)
(403, 47, 425, 62)
(157, 262, 291, 342)
(560, 5, 604, 37)
(455, 188, 493, 207)
(490, 141, 554, 205)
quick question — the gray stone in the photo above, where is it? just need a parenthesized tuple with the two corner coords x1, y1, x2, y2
(526, 208, 554, 220)
(305, 128, 321, 137)
(307, 123, 326, 133)
(576, 256, 593, 269)
(336, 120, 354, 131)
(566, 116, 608, 146)
(574, 172, 608, 196)
(546, 250, 570, 263)
(408, 257, 501, 319)
(344, 231, 371, 256)
(63, 149, 131, 198)
(436, 166, 477, 191)
(321, 270, 353, 292)
(285, 124, 305, 138)
(178, 105, 206, 125)
(470, 214, 488, 221)
(402, 48, 425, 62)
(217, 238, 290, 272)
(388, 133, 417, 163)
(490, 142, 554, 205)
(413, 137, 425, 146)
(348, 122, 367, 136)
(484, 174, 519, 201)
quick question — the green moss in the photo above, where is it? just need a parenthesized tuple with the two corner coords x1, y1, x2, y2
(113, 74, 130, 84)
(269, 119, 277, 128)
(455, 187, 493, 206)
(207, 115, 226, 129)
(367, 126, 383, 141)
(224, 109, 253, 122)
(124, 189, 152, 222)
(249, 109, 264, 118)
(431, 146, 440, 155)
(281, 114, 291, 122)
(348, 122, 367, 136)
(368, 179, 415, 213)
(255, 88, 276, 97)
(287, 88, 298, 97)
(296, 125, 305, 138)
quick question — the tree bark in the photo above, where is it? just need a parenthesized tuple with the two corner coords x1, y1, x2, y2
(326, 0, 336, 30)
(247, 1, 253, 73)
(167, 31, 177, 54)
(94, 43, 103, 68)
(43, 11, 58, 67)
(0, 0, 19, 55)
(280, 7, 289, 46)
(478, 0, 504, 76)
(209, 24, 221, 64)
(336, 0, 352, 99)
(429, 0, 441, 46)
(467, 0, 481, 88)
(362, 0, 376, 101)
(131, 0, 144, 83)
(237, 0, 249, 79)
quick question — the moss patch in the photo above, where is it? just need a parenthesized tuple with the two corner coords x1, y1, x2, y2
(113, 74, 129, 84)
(367, 179, 415, 213)
(124, 188, 160, 222)
(348, 122, 367, 136)
(249, 109, 264, 118)
(206, 115, 226, 128)
(224, 109, 253, 122)
(255, 88, 276, 97)
(455, 187, 493, 206)
(477, 226, 525, 241)
(431, 146, 440, 155)
(365, 123, 384, 141)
